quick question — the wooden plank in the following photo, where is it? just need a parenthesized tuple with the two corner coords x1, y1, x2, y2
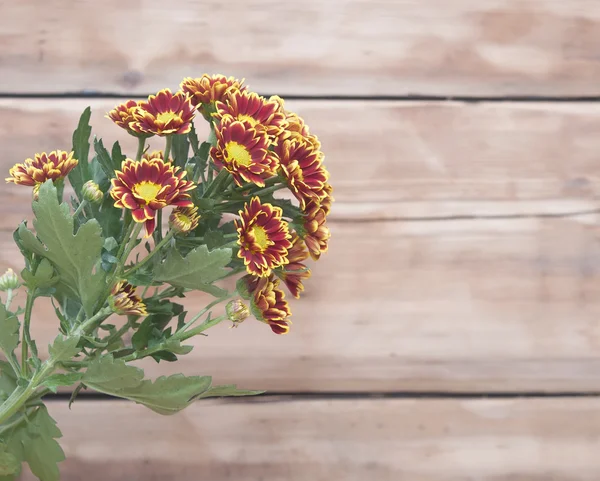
(2, 1, 600, 96)
(17, 397, 600, 480)
(3, 212, 600, 392)
(1, 99, 600, 227)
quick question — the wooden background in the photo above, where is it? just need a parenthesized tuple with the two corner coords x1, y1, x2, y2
(2, 0, 600, 479)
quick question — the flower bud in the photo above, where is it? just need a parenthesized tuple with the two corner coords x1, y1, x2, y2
(0, 269, 19, 291)
(109, 281, 147, 316)
(226, 299, 250, 324)
(169, 206, 200, 234)
(82, 180, 103, 204)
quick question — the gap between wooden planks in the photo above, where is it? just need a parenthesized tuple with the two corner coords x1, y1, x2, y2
(2, 1, 600, 96)
(16, 397, 600, 481)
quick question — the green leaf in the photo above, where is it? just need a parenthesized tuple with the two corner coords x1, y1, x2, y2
(171, 134, 190, 169)
(42, 372, 83, 393)
(0, 444, 19, 476)
(0, 362, 17, 399)
(83, 356, 212, 414)
(48, 335, 80, 363)
(83, 355, 144, 391)
(0, 305, 19, 355)
(69, 107, 92, 200)
(154, 245, 231, 297)
(21, 258, 59, 290)
(194, 384, 264, 399)
(23, 406, 65, 481)
(93, 137, 115, 181)
(17, 182, 105, 316)
(111, 141, 126, 170)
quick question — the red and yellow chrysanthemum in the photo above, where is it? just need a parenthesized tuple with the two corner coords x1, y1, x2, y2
(6, 150, 78, 194)
(214, 90, 286, 138)
(106, 100, 147, 137)
(130, 89, 195, 136)
(110, 157, 196, 237)
(274, 233, 311, 299)
(180, 74, 246, 118)
(143, 150, 170, 163)
(236, 197, 292, 277)
(109, 280, 147, 316)
(211, 118, 278, 187)
(303, 197, 331, 261)
(169, 205, 200, 234)
(246, 275, 292, 335)
(275, 139, 329, 209)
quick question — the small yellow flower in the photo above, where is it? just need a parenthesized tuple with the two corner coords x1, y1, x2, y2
(226, 299, 250, 324)
(169, 206, 200, 234)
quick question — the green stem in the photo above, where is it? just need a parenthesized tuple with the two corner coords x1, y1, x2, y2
(0, 406, 37, 435)
(135, 137, 146, 161)
(233, 175, 279, 193)
(4, 289, 14, 310)
(21, 290, 37, 377)
(251, 184, 286, 198)
(125, 230, 174, 276)
(114, 223, 142, 279)
(73, 199, 88, 217)
(178, 295, 232, 334)
(164, 136, 173, 162)
(177, 315, 228, 342)
(202, 169, 229, 198)
(155, 210, 163, 243)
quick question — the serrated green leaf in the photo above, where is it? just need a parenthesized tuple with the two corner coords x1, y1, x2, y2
(0, 362, 17, 398)
(82, 355, 144, 391)
(48, 335, 80, 362)
(111, 141, 126, 170)
(0, 305, 19, 355)
(69, 107, 92, 200)
(0, 444, 19, 476)
(42, 372, 83, 393)
(17, 182, 106, 316)
(194, 384, 264, 399)
(23, 406, 65, 481)
(93, 137, 115, 181)
(171, 134, 190, 169)
(83, 356, 211, 414)
(21, 258, 59, 290)
(154, 245, 231, 297)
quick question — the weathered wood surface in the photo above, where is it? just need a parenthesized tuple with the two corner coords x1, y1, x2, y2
(1, 99, 599, 227)
(1, 211, 599, 392)
(2, 1, 600, 96)
(16, 398, 600, 480)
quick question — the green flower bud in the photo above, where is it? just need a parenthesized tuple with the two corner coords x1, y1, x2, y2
(0, 268, 19, 291)
(82, 180, 103, 204)
(226, 299, 250, 324)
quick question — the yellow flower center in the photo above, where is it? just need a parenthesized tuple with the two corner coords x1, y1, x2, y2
(174, 212, 192, 231)
(252, 225, 270, 251)
(156, 111, 181, 125)
(133, 181, 162, 203)
(238, 114, 259, 127)
(225, 141, 252, 167)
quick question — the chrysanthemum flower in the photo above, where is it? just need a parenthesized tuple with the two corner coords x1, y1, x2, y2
(109, 281, 147, 316)
(236, 197, 292, 277)
(106, 100, 147, 137)
(272, 98, 321, 150)
(274, 233, 311, 298)
(275, 139, 329, 209)
(211, 118, 278, 187)
(6, 151, 78, 194)
(110, 158, 196, 237)
(303, 199, 331, 261)
(143, 150, 170, 163)
(130, 89, 195, 136)
(169, 205, 200, 234)
(214, 90, 286, 138)
(180, 74, 246, 118)
(246, 275, 292, 335)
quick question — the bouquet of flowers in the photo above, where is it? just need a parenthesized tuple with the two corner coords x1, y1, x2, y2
(0, 75, 332, 480)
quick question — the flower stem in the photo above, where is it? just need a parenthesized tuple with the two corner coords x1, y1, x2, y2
(164, 136, 173, 162)
(21, 290, 37, 377)
(177, 315, 228, 342)
(125, 229, 175, 276)
(73, 199, 88, 217)
(135, 137, 146, 161)
(202, 169, 229, 198)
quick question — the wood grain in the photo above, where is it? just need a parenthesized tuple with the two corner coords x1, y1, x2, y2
(2, 1, 600, 96)
(16, 397, 600, 480)
(0, 210, 599, 392)
(0, 99, 599, 227)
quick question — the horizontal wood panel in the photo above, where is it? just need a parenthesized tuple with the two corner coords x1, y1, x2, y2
(1, 211, 599, 392)
(17, 397, 600, 480)
(1, 99, 599, 227)
(3, 1, 600, 96)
